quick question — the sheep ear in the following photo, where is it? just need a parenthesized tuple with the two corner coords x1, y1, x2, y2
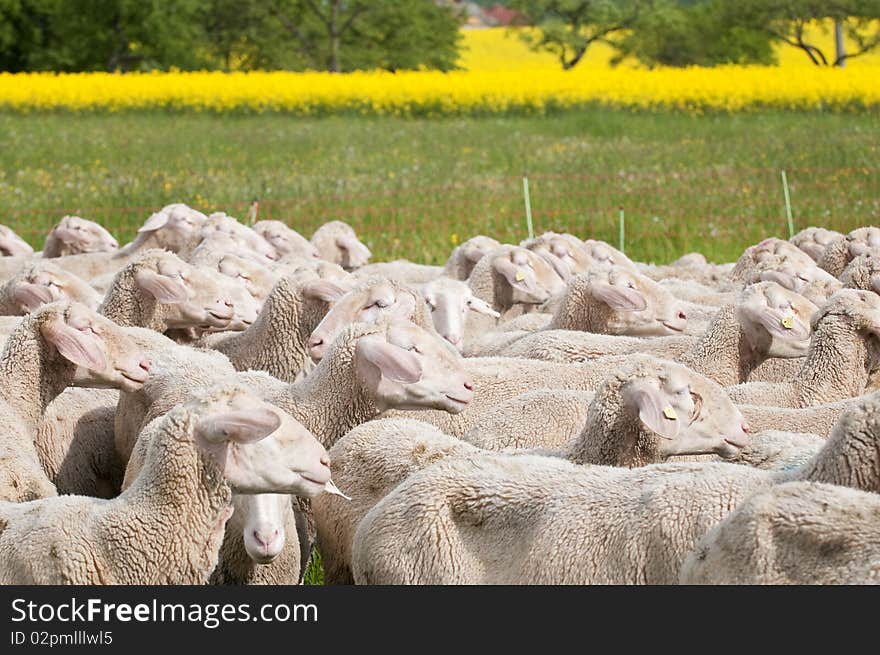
(13, 283, 54, 311)
(626, 382, 679, 439)
(390, 292, 417, 320)
(138, 212, 169, 233)
(740, 303, 810, 340)
(52, 223, 81, 246)
(590, 282, 647, 311)
(357, 337, 423, 383)
(336, 234, 371, 259)
(538, 251, 572, 281)
(302, 280, 346, 303)
(493, 256, 536, 295)
(466, 297, 500, 318)
(134, 270, 188, 304)
(41, 319, 107, 371)
(195, 408, 281, 445)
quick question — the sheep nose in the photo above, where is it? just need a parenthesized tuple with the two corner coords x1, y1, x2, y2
(320, 454, 331, 469)
(139, 359, 150, 373)
(742, 422, 751, 434)
(463, 379, 474, 392)
(678, 311, 687, 321)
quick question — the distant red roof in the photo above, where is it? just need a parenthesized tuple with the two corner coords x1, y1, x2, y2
(483, 5, 529, 27)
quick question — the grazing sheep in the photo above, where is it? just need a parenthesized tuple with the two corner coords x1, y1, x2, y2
(351, 389, 880, 584)
(311, 221, 371, 270)
(253, 220, 321, 260)
(420, 277, 499, 350)
(0, 262, 103, 315)
(443, 236, 501, 280)
(680, 481, 880, 584)
(317, 356, 750, 583)
(306, 278, 434, 361)
(0, 225, 35, 258)
(199, 275, 346, 381)
(726, 289, 880, 407)
(98, 250, 237, 334)
(818, 226, 880, 277)
(790, 227, 844, 263)
(0, 301, 150, 502)
(0, 384, 331, 584)
(42, 215, 118, 258)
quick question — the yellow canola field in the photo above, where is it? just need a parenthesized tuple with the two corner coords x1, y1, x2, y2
(1, 23, 877, 115)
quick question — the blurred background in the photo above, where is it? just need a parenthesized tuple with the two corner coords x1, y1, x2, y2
(1, 1, 878, 263)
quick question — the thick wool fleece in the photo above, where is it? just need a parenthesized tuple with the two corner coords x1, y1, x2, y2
(0, 402, 234, 584)
(98, 250, 181, 331)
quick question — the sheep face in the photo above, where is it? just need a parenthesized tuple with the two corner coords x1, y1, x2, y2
(524, 233, 590, 280)
(580, 239, 638, 273)
(10, 264, 101, 314)
(201, 213, 278, 263)
(791, 227, 843, 262)
(216, 254, 277, 308)
(39, 302, 150, 392)
(737, 282, 818, 358)
(254, 220, 320, 260)
(311, 221, 371, 270)
(232, 493, 289, 564)
(586, 267, 688, 336)
(137, 203, 207, 252)
(354, 320, 474, 414)
(307, 280, 418, 361)
(0, 226, 34, 257)
(846, 227, 880, 259)
(45, 215, 118, 256)
(491, 246, 566, 306)
(191, 387, 331, 497)
(133, 255, 238, 331)
(619, 360, 750, 459)
(421, 278, 498, 351)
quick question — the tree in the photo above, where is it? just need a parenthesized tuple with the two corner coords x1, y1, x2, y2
(613, 0, 776, 68)
(733, 0, 880, 66)
(507, 0, 657, 69)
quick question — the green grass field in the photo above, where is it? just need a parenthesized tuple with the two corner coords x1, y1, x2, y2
(1, 111, 878, 264)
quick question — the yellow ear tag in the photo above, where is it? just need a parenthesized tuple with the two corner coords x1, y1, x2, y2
(515, 270, 525, 282)
(781, 316, 794, 329)
(663, 406, 678, 420)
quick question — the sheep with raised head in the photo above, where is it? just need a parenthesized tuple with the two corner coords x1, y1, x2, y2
(42, 215, 118, 258)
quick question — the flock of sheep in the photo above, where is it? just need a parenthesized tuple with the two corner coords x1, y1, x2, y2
(0, 206, 878, 585)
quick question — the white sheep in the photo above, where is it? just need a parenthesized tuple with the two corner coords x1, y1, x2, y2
(420, 277, 499, 350)
(817, 226, 880, 277)
(0, 383, 331, 584)
(0, 225, 35, 258)
(790, 227, 844, 262)
(311, 221, 371, 270)
(42, 215, 119, 258)
(443, 236, 501, 280)
(253, 220, 321, 260)
(0, 262, 103, 315)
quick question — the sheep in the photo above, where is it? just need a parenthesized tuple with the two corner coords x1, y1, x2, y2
(840, 252, 880, 295)
(311, 221, 371, 270)
(198, 275, 347, 382)
(443, 236, 501, 280)
(680, 481, 880, 584)
(790, 227, 844, 263)
(0, 226, 35, 258)
(730, 237, 818, 284)
(306, 277, 435, 361)
(198, 212, 278, 263)
(253, 220, 321, 260)
(521, 232, 592, 280)
(0, 262, 103, 315)
(817, 226, 880, 277)
(726, 289, 880, 407)
(350, 389, 880, 584)
(0, 383, 332, 584)
(317, 356, 750, 583)
(117, 202, 207, 257)
(462, 245, 566, 339)
(420, 277, 499, 351)
(0, 301, 150, 502)
(42, 215, 119, 258)
(580, 239, 639, 273)
(98, 249, 239, 334)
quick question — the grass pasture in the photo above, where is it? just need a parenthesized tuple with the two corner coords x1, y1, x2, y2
(1, 110, 878, 265)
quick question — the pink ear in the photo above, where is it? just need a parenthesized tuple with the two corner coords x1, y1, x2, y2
(134, 270, 188, 303)
(626, 382, 679, 439)
(13, 283, 55, 311)
(741, 303, 810, 341)
(195, 407, 282, 445)
(492, 256, 536, 295)
(357, 336, 423, 383)
(41, 320, 107, 371)
(467, 297, 500, 317)
(538, 251, 572, 281)
(590, 282, 647, 311)
(138, 212, 169, 233)
(302, 280, 346, 303)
